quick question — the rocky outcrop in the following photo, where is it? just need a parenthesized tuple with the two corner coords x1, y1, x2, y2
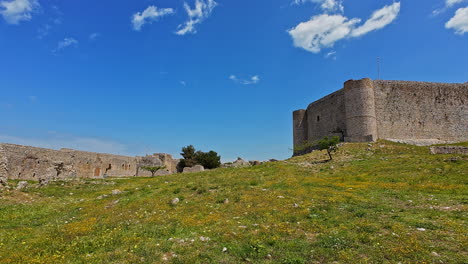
(223, 157, 251, 168)
(183, 165, 205, 173)
(430, 146, 468, 155)
(249, 160, 262, 166)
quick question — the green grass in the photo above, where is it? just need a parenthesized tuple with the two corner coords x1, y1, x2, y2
(0, 141, 467, 263)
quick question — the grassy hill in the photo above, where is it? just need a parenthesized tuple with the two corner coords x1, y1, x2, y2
(0, 141, 466, 263)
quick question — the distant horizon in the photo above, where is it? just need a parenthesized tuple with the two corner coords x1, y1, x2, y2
(1, 0, 467, 162)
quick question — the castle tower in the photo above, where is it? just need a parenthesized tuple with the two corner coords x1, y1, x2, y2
(293, 109, 308, 148)
(344, 78, 378, 142)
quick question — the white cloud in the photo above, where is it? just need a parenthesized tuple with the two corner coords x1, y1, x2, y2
(446, 6, 468, 34)
(325, 50, 336, 59)
(229, 75, 260, 85)
(351, 2, 400, 37)
(131, 5, 174, 31)
(288, 14, 360, 53)
(180, 81, 187, 86)
(292, 0, 343, 13)
(176, 0, 217, 35)
(0, 0, 38, 24)
(53, 37, 78, 53)
(288, 2, 400, 53)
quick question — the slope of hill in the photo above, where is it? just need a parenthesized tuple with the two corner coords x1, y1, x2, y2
(0, 141, 466, 263)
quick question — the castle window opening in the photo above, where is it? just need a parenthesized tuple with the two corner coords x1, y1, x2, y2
(317, 116, 320, 122)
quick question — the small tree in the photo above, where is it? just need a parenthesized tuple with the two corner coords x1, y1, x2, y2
(318, 136, 340, 161)
(141, 166, 166, 177)
(195, 150, 221, 169)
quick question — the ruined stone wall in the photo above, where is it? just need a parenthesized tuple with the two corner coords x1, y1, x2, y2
(373, 80, 468, 143)
(0, 143, 180, 181)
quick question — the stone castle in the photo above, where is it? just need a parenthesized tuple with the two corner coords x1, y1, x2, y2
(0, 143, 180, 183)
(293, 78, 467, 154)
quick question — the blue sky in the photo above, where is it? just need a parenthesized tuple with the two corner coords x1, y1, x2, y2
(0, 0, 467, 161)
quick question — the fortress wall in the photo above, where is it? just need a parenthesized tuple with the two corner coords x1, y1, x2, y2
(0, 143, 179, 181)
(344, 78, 378, 142)
(305, 89, 346, 143)
(373, 80, 468, 143)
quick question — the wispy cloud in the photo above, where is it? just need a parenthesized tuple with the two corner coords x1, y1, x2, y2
(433, 0, 466, 15)
(176, 0, 217, 35)
(180, 80, 187, 86)
(53, 37, 78, 53)
(89, 32, 100, 41)
(229, 75, 260, 85)
(288, 2, 400, 53)
(324, 50, 336, 59)
(0, 134, 132, 156)
(37, 24, 51, 39)
(350, 2, 401, 37)
(292, 0, 344, 13)
(0, 0, 39, 24)
(446, 6, 468, 34)
(131, 5, 174, 31)
(446, 0, 465, 7)
(36, 5, 63, 39)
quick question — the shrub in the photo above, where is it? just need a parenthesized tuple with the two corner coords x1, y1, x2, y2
(195, 150, 221, 169)
(179, 145, 221, 170)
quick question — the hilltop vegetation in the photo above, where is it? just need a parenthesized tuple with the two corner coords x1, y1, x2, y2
(0, 141, 466, 263)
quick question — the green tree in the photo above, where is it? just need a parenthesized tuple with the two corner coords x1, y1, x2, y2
(141, 166, 166, 177)
(179, 145, 196, 168)
(318, 136, 340, 161)
(195, 150, 221, 169)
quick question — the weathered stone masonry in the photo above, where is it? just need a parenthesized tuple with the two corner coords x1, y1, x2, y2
(293, 78, 468, 152)
(0, 143, 180, 182)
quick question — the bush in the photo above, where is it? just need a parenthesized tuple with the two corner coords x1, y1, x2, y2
(179, 146, 221, 170)
(195, 150, 221, 169)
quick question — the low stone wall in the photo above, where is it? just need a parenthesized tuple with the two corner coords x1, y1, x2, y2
(430, 146, 468, 155)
